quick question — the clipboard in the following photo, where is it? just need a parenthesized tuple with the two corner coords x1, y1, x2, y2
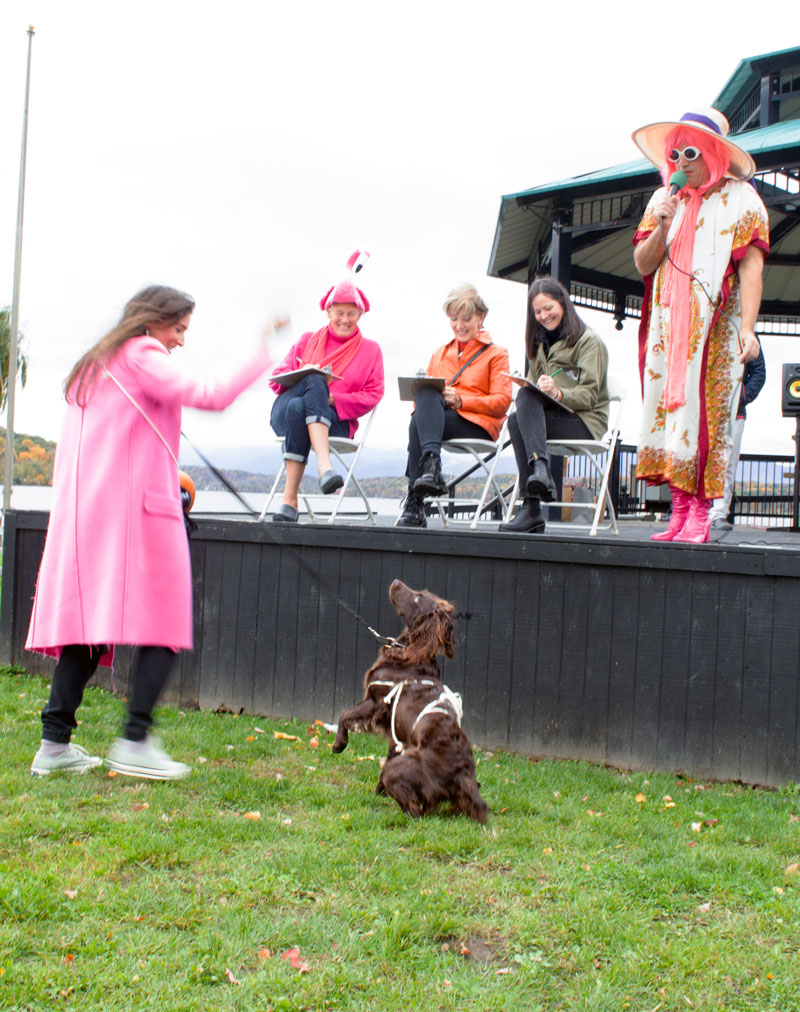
(504, 373, 575, 414)
(270, 365, 342, 387)
(397, 375, 446, 401)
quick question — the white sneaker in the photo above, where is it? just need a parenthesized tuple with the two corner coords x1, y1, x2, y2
(105, 735, 191, 780)
(31, 742, 103, 776)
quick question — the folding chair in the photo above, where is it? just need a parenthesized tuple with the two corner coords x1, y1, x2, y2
(505, 378, 625, 537)
(259, 406, 378, 525)
(433, 418, 514, 530)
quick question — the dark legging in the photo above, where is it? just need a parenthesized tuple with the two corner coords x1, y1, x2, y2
(41, 644, 177, 743)
(406, 385, 490, 482)
(508, 385, 593, 486)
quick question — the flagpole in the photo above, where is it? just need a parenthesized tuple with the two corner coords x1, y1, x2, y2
(4, 26, 36, 515)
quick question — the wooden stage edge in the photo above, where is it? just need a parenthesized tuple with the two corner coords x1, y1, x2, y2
(3, 509, 800, 788)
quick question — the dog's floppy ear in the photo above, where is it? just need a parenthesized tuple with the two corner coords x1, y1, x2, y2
(443, 618, 456, 659)
(404, 605, 455, 664)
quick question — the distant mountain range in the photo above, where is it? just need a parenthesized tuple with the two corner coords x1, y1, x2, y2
(179, 443, 411, 478)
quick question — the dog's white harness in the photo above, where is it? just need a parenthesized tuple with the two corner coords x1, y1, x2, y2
(373, 679, 463, 754)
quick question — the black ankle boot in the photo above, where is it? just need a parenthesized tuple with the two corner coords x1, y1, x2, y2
(526, 458, 557, 502)
(413, 452, 447, 496)
(397, 490, 427, 528)
(499, 498, 545, 534)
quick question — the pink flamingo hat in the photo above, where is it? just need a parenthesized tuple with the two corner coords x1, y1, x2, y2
(320, 249, 371, 312)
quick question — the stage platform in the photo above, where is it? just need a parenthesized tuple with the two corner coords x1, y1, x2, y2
(3, 508, 799, 788)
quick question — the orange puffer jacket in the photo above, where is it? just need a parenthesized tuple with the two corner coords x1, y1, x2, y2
(426, 331, 512, 441)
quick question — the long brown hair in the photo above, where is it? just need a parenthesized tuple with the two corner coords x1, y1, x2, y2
(65, 285, 195, 404)
(524, 277, 586, 360)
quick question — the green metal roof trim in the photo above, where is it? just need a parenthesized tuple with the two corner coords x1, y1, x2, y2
(502, 119, 800, 205)
(714, 46, 800, 115)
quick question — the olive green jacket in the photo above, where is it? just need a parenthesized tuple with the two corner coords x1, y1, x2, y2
(527, 327, 609, 439)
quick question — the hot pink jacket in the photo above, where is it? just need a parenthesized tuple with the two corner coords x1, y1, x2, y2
(268, 326, 384, 437)
(26, 336, 271, 662)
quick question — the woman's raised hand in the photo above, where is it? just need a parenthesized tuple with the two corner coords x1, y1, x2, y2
(262, 315, 291, 349)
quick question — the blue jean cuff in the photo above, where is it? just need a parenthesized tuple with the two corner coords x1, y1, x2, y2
(305, 414, 331, 427)
(283, 451, 307, 463)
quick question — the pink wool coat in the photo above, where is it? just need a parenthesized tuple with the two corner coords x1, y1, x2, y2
(26, 336, 271, 662)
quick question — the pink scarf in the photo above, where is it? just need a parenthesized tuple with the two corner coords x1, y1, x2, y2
(300, 324, 363, 378)
(659, 181, 718, 410)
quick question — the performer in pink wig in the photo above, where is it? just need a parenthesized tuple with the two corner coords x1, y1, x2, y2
(632, 107, 768, 543)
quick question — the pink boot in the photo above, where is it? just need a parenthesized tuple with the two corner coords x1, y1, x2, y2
(650, 486, 693, 542)
(675, 496, 711, 544)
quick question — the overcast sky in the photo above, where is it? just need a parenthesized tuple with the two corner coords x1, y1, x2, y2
(1, 0, 798, 467)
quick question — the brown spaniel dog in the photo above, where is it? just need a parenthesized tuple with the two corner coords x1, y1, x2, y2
(333, 579, 488, 822)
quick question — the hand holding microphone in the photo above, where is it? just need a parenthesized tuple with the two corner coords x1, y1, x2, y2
(656, 170, 687, 221)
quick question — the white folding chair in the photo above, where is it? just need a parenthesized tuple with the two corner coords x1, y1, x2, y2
(505, 378, 625, 537)
(259, 406, 378, 525)
(433, 418, 514, 530)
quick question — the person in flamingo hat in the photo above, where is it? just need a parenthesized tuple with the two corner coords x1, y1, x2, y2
(632, 106, 768, 544)
(268, 251, 384, 522)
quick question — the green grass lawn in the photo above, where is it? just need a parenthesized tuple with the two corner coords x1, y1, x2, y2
(2, 666, 799, 1011)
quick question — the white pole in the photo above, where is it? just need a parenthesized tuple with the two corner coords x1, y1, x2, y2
(4, 26, 36, 515)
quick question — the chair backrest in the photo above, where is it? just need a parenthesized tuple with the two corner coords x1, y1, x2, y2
(600, 375, 626, 446)
(328, 403, 378, 455)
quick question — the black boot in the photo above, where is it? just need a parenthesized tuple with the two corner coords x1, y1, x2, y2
(413, 452, 447, 496)
(499, 497, 545, 534)
(397, 489, 427, 528)
(526, 458, 557, 502)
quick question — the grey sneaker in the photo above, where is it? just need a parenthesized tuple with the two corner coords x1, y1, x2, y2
(105, 735, 191, 780)
(31, 742, 103, 776)
(711, 518, 733, 531)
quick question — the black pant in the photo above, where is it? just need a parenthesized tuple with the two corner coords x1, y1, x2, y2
(41, 644, 177, 744)
(406, 385, 490, 482)
(508, 386, 592, 485)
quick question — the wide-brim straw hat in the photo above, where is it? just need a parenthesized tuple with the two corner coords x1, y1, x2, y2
(632, 106, 755, 181)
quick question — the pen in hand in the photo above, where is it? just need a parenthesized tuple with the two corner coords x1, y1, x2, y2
(549, 367, 564, 379)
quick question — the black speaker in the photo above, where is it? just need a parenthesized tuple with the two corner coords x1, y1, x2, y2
(782, 363, 800, 417)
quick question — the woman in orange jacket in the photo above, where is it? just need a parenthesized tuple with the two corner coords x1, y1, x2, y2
(397, 284, 512, 528)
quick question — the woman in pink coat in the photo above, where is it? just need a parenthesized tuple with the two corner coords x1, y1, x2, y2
(27, 285, 272, 780)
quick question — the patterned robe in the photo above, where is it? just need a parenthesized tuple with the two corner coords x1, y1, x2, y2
(633, 179, 769, 498)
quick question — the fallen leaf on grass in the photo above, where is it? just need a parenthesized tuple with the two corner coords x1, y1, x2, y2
(224, 968, 241, 985)
(281, 947, 310, 973)
(697, 901, 711, 912)
(308, 737, 319, 748)
(64, 890, 77, 900)
(790, 814, 800, 823)
(786, 863, 799, 876)
(691, 822, 702, 833)
(496, 966, 511, 975)
(635, 792, 646, 803)
(774, 886, 785, 895)
(460, 944, 471, 955)
(257, 948, 272, 961)
(274, 732, 299, 741)
(244, 811, 261, 821)
(246, 735, 256, 742)
(64, 953, 75, 965)
(131, 804, 149, 812)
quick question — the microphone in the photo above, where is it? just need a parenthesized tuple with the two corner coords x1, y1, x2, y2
(668, 170, 687, 197)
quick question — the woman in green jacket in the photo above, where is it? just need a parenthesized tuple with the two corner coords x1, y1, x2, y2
(500, 277, 609, 534)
